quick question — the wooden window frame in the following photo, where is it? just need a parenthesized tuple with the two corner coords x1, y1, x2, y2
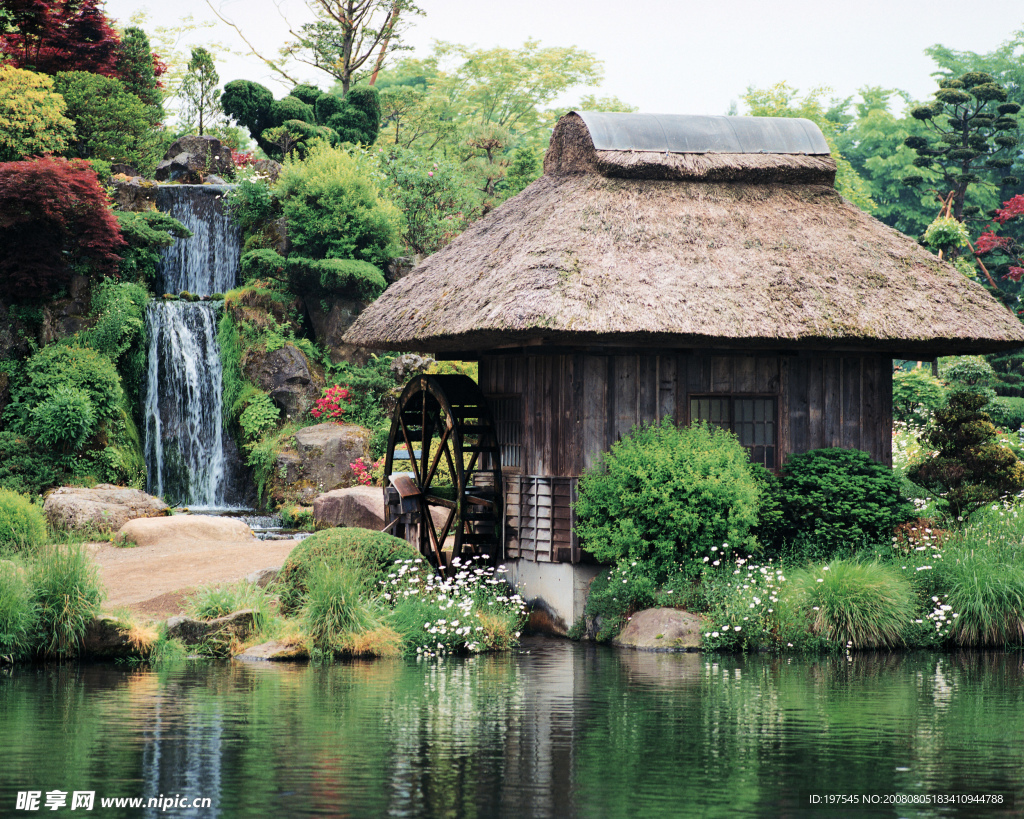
(688, 393, 779, 471)
(490, 394, 523, 474)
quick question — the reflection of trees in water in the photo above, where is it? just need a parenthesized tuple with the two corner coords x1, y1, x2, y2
(4, 649, 1024, 817)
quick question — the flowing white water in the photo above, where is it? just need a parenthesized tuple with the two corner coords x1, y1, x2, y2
(143, 186, 240, 508)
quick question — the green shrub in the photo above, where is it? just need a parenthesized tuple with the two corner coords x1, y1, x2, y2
(238, 390, 280, 443)
(772, 448, 914, 552)
(909, 391, 1024, 521)
(574, 419, 761, 582)
(988, 396, 1024, 431)
(304, 563, 383, 651)
(0, 489, 47, 554)
(29, 386, 96, 453)
(115, 212, 191, 283)
(274, 142, 401, 268)
(29, 545, 103, 657)
(577, 563, 657, 642)
(787, 559, 916, 648)
(0, 432, 62, 496)
(0, 561, 36, 661)
(892, 366, 947, 423)
(13, 345, 123, 430)
(185, 581, 272, 632)
(278, 528, 418, 613)
(286, 256, 386, 300)
(240, 248, 286, 282)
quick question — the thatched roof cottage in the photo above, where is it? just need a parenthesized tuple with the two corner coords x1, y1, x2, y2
(346, 112, 1024, 625)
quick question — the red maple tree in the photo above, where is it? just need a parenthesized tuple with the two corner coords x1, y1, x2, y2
(0, 157, 125, 299)
(1, 0, 121, 77)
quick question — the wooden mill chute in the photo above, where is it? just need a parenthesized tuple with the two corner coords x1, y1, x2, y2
(383, 374, 503, 569)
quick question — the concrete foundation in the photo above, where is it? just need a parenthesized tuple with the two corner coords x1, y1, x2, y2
(505, 560, 602, 635)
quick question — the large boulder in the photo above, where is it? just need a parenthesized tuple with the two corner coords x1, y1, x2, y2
(83, 614, 155, 660)
(110, 175, 158, 211)
(243, 343, 324, 421)
(115, 514, 254, 548)
(271, 424, 372, 504)
(165, 609, 258, 645)
(313, 486, 386, 530)
(234, 639, 307, 662)
(155, 135, 234, 183)
(612, 607, 703, 652)
(306, 296, 374, 365)
(39, 274, 91, 346)
(45, 484, 169, 533)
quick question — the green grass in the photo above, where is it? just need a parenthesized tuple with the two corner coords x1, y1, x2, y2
(29, 545, 104, 658)
(304, 563, 384, 652)
(185, 581, 273, 633)
(0, 560, 36, 662)
(0, 489, 47, 555)
(787, 559, 916, 649)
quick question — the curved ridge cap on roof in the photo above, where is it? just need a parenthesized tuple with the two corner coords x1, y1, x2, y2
(574, 111, 832, 156)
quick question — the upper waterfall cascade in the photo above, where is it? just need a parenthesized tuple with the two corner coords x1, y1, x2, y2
(143, 185, 241, 508)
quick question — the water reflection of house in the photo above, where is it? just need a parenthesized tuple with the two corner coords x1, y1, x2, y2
(346, 112, 1024, 627)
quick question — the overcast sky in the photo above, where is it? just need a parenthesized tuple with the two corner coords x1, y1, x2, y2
(105, 0, 1023, 115)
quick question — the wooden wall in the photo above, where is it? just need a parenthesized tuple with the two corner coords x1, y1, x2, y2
(480, 350, 891, 563)
(479, 350, 892, 476)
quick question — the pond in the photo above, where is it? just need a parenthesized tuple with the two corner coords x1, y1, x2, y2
(1, 639, 1022, 818)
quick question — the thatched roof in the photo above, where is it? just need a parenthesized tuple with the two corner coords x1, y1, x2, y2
(346, 112, 1024, 357)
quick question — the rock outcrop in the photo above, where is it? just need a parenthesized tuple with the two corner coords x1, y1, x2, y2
(313, 486, 386, 530)
(243, 343, 324, 420)
(44, 485, 169, 533)
(155, 135, 234, 183)
(110, 175, 158, 211)
(611, 607, 703, 652)
(83, 615, 155, 659)
(165, 609, 258, 644)
(270, 423, 372, 505)
(306, 295, 374, 365)
(234, 639, 308, 661)
(115, 515, 255, 548)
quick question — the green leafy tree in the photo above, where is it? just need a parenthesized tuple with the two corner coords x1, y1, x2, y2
(116, 26, 164, 126)
(52, 70, 163, 174)
(835, 87, 940, 237)
(742, 82, 876, 212)
(0, 65, 75, 161)
(178, 46, 220, 135)
(900, 71, 1019, 224)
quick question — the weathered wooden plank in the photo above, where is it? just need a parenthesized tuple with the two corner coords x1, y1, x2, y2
(541, 355, 556, 475)
(879, 358, 893, 466)
(862, 355, 883, 463)
(756, 356, 781, 393)
(613, 355, 638, 441)
(582, 355, 608, 470)
(807, 355, 824, 450)
(823, 357, 842, 447)
(568, 353, 585, 475)
(711, 355, 733, 393)
(841, 357, 861, 450)
(524, 356, 540, 474)
(638, 355, 658, 424)
(778, 356, 790, 468)
(789, 357, 810, 456)
(659, 354, 677, 422)
(734, 356, 757, 393)
(687, 352, 708, 395)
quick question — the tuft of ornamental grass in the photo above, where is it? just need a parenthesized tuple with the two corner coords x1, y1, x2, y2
(185, 581, 272, 633)
(339, 625, 404, 657)
(0, 560, 37, 662)
(29, 545, 104, 658)
(304, 563, 385, 653)
(937, 550, 1024, 647)
(0, 489, 47, 555)
(788, 559, 916, 649)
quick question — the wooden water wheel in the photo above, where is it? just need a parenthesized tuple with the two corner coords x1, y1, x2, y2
(383, 374, 503, 569)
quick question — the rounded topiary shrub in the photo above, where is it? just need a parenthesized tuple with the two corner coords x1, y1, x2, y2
(278, 528, 418, 614)
(772, 448, 914, 552)
(574, 419, 761, 581)
(0, 488, 47, 553)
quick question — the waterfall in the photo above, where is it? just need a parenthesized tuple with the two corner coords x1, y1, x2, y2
(143, 185, 240, 508)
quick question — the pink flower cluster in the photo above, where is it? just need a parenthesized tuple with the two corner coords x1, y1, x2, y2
(311, 384, 350, 421)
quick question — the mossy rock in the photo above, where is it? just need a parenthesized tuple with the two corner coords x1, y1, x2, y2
(278, 528, 418, 613)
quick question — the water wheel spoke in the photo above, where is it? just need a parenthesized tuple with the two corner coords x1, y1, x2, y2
(398, 413, 422, 485)
(423, 423, 452, 489)
(424, 494, 457, 510)
(422, 506, 445, 566)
